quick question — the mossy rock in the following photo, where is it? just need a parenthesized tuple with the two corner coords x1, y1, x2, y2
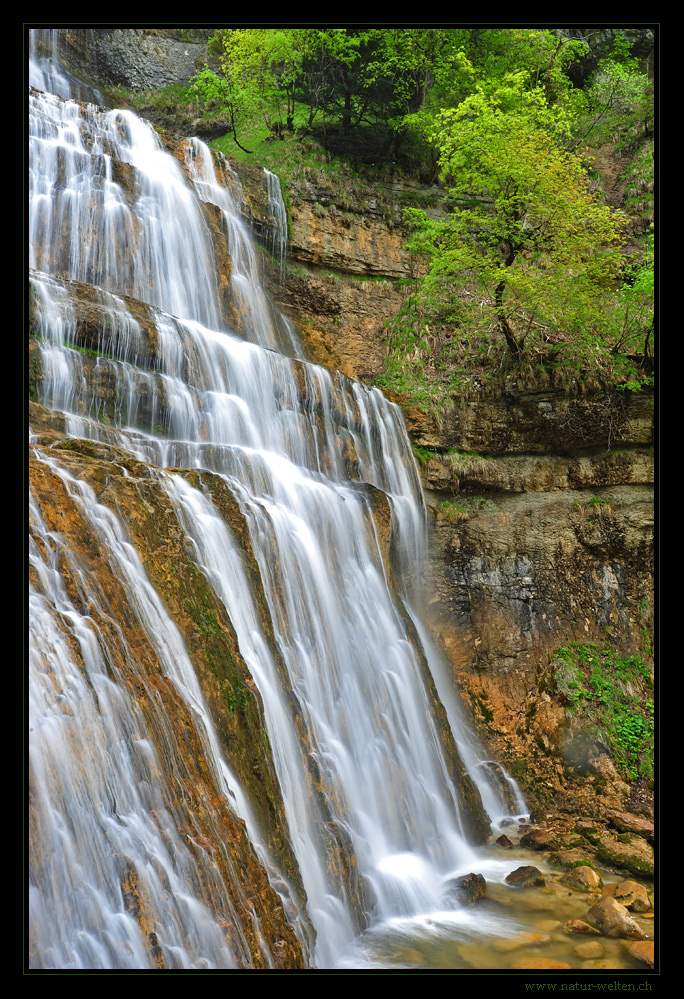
(548, 848, 600, 871)
(560, 865, 603, 891)
(594, 832, 654, 877)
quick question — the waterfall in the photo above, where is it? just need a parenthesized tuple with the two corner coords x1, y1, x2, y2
(264, 168, 289, 277)
(28, 463, 285, 970)
(28, 31, 525, 970)
(29, 28, 104, 104)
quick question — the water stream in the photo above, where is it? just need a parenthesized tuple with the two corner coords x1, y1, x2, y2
(28, 30, 529, 970)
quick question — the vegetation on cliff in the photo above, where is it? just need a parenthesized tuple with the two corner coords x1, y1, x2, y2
(551, 641, 654, 781)
(74, 27, 656, 807)
(171, 27, 654, 407)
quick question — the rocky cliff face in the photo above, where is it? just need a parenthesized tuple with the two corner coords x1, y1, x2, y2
(54, 28, 211, 93)
(229, 160, 435, 381)
(32, 28, 655, 828)
(233, 155, 655, 823)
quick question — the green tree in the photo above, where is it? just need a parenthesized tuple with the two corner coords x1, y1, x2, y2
(396, 29, 587, 180)
(577, 59, 653, 149)
(462, 28, 585, 104)
(189, 63, 260, 153)
(364, 28, 471, 116)
(197, 28, 380, 144)
(404, 87, 629, 368)
(199, 28, 476, 151)
(607, 231, 654, 371)
(198, 29, 310, 139)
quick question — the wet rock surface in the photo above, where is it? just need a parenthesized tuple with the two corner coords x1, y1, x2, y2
(505, 866, 547, 888)
(520, 828, 559, 851)
(585, 897, 647, 940)
(561, 866, 603, 892)
(28, 439, 308, 968)
(442, 872, 487, 906)
(627, 940, 655, 968)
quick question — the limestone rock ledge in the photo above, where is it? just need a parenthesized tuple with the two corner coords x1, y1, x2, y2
(229, 159, 429, 380)
(421, 453, 653, 819)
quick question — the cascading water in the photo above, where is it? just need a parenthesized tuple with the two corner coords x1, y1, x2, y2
(28, 30, 527, 970)
(264, 168, 289, 278)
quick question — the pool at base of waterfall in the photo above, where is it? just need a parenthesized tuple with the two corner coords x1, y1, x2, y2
(333, 843, 653, 971)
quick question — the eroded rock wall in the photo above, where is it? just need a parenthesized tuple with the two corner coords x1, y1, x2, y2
(245, 163, 656, 821)
(55, 28, 211, 93)
(28, 418, 307, 967)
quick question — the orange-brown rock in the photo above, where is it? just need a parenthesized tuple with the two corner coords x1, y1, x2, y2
(585, 897, 646, 940)
(603, 880, 651, 912)
(564, 920, 600, 935)
(627, 940, 655, 968)
(29, 440, 307, 968)
(574, 940, 605, 959)
(512, 957, 572, 969)
(494, 932, 550, 952)
(561, 866, 603, 892)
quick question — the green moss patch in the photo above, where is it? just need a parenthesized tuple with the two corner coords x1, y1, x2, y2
(552, 641, 654, 781)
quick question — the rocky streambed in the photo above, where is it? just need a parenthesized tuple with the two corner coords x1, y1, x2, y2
(343, 815, 655, 972)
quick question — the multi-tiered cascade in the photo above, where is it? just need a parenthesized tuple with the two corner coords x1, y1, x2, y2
(28, 30, 525, 970)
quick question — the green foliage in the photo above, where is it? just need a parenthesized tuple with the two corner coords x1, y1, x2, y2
(412, 445, 437, 466)
(209, 28, 312, 132)
(224, 679, 252, 716)
(190, 63, 262, 152)
(196, 28, 591, 154)
(374, 302, 474, 411)
(552, 642, 654, 780)
(404, 86, 629, 372)
(203, 28, 406, 141)
(186, 27, 653, 400)
(437, 496, 499, 521)
(447, 447, 490, 462)
(609, 232, 654, 373)
(575, 30, 654, 151)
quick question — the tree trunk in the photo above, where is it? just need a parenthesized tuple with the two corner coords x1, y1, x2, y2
(495, 279, 523, 359)
(495, 245, 522, 359)
(342, 89, 352, 135)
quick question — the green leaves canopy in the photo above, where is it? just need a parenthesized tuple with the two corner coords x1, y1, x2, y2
(189, 27, 652, 388)
(405, 88, 629, 366)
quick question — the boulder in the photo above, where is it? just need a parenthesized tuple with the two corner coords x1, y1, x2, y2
(574, 940, 605, 959)
(575, 818, 601, 841)
(505, 866, 546, 888)
(627, 940, 655, 968)
(519, 828, 557, 851)
(441, 872, 487, 906)
(560, 865, 603, 891)
(605, 809, 655, 841)
(595, 832, 655, 877)
(564, 919, 600, 935)
(585, 897, 646, 940)
(604, 879, 651, 912)
(549, 848, 600, 871)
